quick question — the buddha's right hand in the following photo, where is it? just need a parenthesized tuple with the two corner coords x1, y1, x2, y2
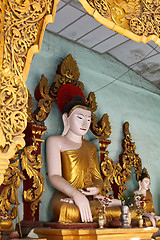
(73, 191, 93, 223)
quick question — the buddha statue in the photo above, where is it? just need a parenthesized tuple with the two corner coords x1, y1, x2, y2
(47, 84, 121, 223)
(132, 169, 160, 227)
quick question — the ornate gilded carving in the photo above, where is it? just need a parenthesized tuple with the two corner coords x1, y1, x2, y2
(21, 145, 45, 220)
(79, 0, 160, 45)
(0, 155, 26, 220)
(0, 0, 5, 70)
(87, 0, 141, 28)
(120, 122, 142, 182)
(50, 54, 84, 99)
(0, 137, 25, 187)
(101, 122, 142, 198)
(0, 0, 59, 224)
(0, 125, 45, 221)
(91, 113, 112, 139)
(22, 123, 46, 220)
(0, 0, 58, 186)
(34, 74, 53, 122)
(130, 0, 160, 37)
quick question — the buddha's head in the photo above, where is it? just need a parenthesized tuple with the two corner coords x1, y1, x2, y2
(57, 84, 91, 136)
(138, 169, 150, 191)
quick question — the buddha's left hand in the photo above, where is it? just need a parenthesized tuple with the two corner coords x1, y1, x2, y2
(79, 187, 99, 196)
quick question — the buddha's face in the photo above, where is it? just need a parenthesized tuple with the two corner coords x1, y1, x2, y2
(67, 107, 91, 136)
(140, 178, 150, 191)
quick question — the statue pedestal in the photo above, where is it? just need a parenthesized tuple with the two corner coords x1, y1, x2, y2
(34, 226, 158, 240)
(0, 219, 13, 231)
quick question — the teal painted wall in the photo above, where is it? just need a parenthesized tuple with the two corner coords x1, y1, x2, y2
(26, 30, 160, 222)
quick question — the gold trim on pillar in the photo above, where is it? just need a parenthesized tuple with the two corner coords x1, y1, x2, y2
(79, 0, 160, 46)
(0, 0, 59, 186)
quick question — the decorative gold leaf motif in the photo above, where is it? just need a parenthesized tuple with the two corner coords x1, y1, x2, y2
(87, 0, 141, 28)
(0, 126, 6, 148)
(79, 0, 160, 45)
(0, 0, 56, 186)
(27, 90, 34, 122)
(21, 145, 45, 220)
(87, 92, 98, 112)
(50, 54, 84, 98)
(0, 0, 5, 71)
(91, 113, 112, 139)
(100, 122, 143, 198)
(33, 74, 53, 122)
(60, 54, 80, 81)
(0, 157, 26, 220)
(0, 0, 57, 224)
(130, 0, 160, 37)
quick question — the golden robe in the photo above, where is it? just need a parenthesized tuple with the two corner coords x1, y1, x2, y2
(50, 139, 104, 223)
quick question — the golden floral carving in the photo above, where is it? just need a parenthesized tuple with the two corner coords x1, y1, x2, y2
(21, 145, 45, 220)
(0, 155, 26, 220)
(101, 122, 142, 198)
(50, 54, 84, 99)
(0, 0, 57, 186)
(0, 136, 25, 186)
(91, 113, 112, 139)
(87, 92, 98, 112)
(0, 0, 5, 70)
(27, 90, 34, 123)
(79, 0, 160, 45)
(120, 122, 142, 183)
(130, 0, 160, 37)
(34, 74, 53, 122)
(60, 54, 80, 81)
(87, 0, 141, 29)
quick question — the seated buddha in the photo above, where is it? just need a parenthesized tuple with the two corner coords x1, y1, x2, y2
(47, 84, 121, 223)
(132, 169, 160, 227)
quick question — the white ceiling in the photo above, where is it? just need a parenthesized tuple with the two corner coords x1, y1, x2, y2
(46, 0, 160, 91)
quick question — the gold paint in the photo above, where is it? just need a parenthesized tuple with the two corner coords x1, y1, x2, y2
(0, 0, 5, 71)
(34, 225, 158, 240)
(79, 0, 160, 45)
(91, 113, 112, 139)
(50, 54, 84, 99)
(21, 145, 45, 220)
(0, 156, 26, 221)
(0, 219, 13, 231)
(32, 130, 46, 135)
(130, 0, 160, 38)
(101, 122, 142, 198)
(32, 137, 45, 143)
(35, 75, 53, 122)
(0, 0, 59, 186)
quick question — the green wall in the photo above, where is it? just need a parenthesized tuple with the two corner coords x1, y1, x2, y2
(26, 30, 160, 222)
